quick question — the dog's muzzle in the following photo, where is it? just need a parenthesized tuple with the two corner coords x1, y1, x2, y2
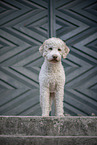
(53, 55, 58, 59)
(50, 55, 59, 63)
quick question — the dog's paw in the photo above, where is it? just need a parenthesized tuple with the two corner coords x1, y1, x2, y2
(56, 113, 64, 117)
(42, 114, 49, 117)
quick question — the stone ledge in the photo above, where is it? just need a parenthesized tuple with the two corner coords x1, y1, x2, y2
(0, 116, 97, 136)
(0, 135, 97, 145)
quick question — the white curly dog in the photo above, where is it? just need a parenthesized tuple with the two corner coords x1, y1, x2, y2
(39, 37, 70, 116)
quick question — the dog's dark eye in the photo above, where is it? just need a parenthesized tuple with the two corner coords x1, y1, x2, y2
(49, 47, 53, 50)
(58, 48, 61, 51)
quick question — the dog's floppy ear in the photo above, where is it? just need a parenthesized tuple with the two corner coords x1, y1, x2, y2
(62, 44, 70, 59)
(39, 44, 44, 56)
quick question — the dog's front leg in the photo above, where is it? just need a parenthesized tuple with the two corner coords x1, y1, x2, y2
(40, 87, 50, 116)
(55, 86, 64, 116)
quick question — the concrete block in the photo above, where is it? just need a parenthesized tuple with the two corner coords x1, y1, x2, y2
(0, 135, 97, 145)
(0, 116, 97, 136)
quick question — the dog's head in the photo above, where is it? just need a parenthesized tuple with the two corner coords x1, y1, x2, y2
(39, 37, 70, 63)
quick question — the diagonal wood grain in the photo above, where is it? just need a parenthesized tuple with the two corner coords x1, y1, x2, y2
(0, 0, 97, 116)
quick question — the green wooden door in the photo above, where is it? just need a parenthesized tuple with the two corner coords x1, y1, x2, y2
(0, 0, 97, 116)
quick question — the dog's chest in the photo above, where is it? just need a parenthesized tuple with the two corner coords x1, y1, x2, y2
(49, 82, 56, 92)
(39, 62, 65, 92)
(49, 74, 57, 92)
(48, 72, 64, 92)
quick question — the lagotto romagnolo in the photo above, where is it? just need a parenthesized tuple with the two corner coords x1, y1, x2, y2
(39, 37, 70, 116)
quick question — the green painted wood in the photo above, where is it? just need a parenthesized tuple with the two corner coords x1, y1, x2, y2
(0, 0, 97, 116)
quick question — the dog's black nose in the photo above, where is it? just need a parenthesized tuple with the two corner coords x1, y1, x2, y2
(53, 55, 58, 59)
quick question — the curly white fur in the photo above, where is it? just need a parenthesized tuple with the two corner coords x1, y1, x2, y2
(39, 37, 70, 116)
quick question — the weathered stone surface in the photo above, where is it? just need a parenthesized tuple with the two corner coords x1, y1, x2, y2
(0, 135, 97, 145)
(0, 116, 97, 136)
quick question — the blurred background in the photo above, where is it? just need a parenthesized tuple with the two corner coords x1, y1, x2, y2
(0, 0, 97, 116)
